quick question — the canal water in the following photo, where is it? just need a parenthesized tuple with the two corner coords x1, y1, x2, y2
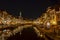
(7, 27, 45, 40)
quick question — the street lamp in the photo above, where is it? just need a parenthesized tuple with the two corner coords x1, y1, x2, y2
(46, 22, 50, 29)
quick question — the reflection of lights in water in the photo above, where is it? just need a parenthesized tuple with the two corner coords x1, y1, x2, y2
(3, 29, 6, 32)
(3, 29, 10, 33)
(40, 34, 43, 37)
(4, 21, 6, 23)
(2, 20, 7, 24)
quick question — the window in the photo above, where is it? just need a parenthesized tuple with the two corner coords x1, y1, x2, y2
(57, 21, 60, 25)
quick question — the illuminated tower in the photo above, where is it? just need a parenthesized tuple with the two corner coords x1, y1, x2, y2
(19, 12, 22, 19)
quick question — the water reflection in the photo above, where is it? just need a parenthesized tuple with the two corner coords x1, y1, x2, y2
(7, 27, 45, 40)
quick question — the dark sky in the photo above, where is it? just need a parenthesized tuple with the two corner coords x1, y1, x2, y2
(0, 0, 59, 19)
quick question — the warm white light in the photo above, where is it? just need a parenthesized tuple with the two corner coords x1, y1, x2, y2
(51, 20, 57, 25)
(40, 34, 43, 37)
(3, 30, 6, 32)
(52, 21, 57, 25)
(47, 22, 50, 26)
(46, 22, 50, 28)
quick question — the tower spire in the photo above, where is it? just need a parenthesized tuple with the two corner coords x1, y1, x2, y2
(19, 11, 23, 19)
(19, 12, 22, 17)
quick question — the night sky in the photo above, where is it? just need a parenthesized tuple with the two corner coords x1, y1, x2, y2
(0, 0, 59, 19)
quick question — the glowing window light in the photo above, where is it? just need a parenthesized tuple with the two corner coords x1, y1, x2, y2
(52, 21, 57, 25)
(40, 21, 43, 24)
